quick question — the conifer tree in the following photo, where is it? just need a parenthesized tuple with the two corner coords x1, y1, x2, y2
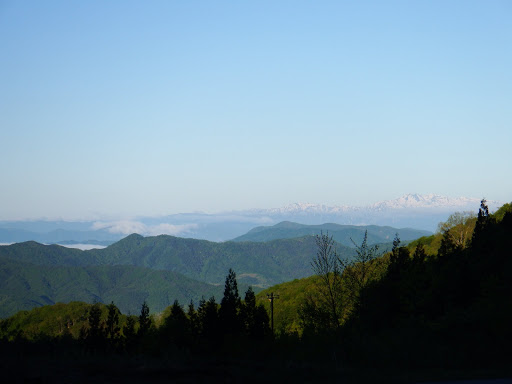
(138, 300, 151, 337)
(253, 303, 271, 338)
(123, 315, 137, 350)
(472, 199, 495, 249)
(241, 287, 256, 336)
(187, 300, 199, 338)
(86, 302, 105, 352)
(412, 243, 427, 263)
(198, 296, 219, 341)
(439, 229, 458, 257)
(87, 302, 104, 340)
(106, 301, 120, 340)
(163, 300, 190, 348)
(219, 269, 241, 335)
(390, 233, 401, 264)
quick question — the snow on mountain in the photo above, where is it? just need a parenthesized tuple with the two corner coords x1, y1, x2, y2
(247, 194, 499, 216)
(0, 194, 505, 243)
(231, 194, 504, 233)
(368, 193, 488, 211)
(265, 202, 351, 215)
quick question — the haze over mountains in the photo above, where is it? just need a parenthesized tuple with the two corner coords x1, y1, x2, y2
(0, 233, 338, 317)
(0, 218, 432, 318)
(232, 221, 431, 244)
(0, 194, 501, 244)
(0, 197, 507, 318)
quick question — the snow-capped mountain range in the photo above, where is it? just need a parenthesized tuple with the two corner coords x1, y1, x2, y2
(255, 194, 493, 215)
(0, 194, 504, 244)
(369, 193, 487, 210)
(234, 194, 502, 235)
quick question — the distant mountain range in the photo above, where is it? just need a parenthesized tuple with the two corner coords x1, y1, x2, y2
(232, 221, 431, 245)
(0, 208, 496, 318)
(0, 218, 433, 318)
(243, 194, 502, 231)
(0, 194, 503, 243)
(0, 232, 356, 317)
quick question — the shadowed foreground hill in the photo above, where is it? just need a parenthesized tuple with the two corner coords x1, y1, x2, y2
(1, 202, 511, 383)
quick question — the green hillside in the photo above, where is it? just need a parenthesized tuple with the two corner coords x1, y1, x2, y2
(232, 221, 431, 245)
(0, 234, 358, 318)
(0, 241, 99, 266)
(0, 301, 119, 340)
(1, 201, 511, 381)
(93, 234, 339, 286)
(0, 258, 224, 318)
(0, 234, 356, 287)
(256, 275, 319, 334)
(257, 202, 512, 342)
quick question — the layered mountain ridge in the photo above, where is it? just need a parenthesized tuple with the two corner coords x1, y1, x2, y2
(0, 219, 434, 318)
(0, 194, 501, 243)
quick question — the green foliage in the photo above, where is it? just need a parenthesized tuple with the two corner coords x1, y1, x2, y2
(254, 202, 512, 351)
(0, 234, 355, 319)
(91, 233, 338, 286)
(0, 260, 224, 318)
(310, 232, 343, 329)
(407, 234, 441, 256)
(2, 202, 511, 376)
(345, 201, 512, 369)
(0, 241, 98, 266)
(257, 276, 320, 335)
(0, 301, 131, 341)
(436, 211, 476, 250)
(342, 230, 383, 306)
(493, 202, 512, 222)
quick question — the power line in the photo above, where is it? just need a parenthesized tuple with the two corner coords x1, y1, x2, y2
(266, 292, 279, 334)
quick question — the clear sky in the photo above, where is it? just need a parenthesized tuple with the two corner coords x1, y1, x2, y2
(1, 0, 511, 220)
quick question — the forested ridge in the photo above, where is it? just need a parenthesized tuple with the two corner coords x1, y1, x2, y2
(0, 234, 357, 318)
(1, 201, 511, 382)
(232, 221, 431, 244)
(0, 259, 226, 318)
(0, 234, 328, 285)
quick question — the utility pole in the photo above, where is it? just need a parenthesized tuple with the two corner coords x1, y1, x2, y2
(266, 292, 279, 334)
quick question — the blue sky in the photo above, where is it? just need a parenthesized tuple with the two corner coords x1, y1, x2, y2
(1, 1, 511, 220)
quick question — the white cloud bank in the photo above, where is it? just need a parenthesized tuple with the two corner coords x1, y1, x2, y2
(59, 244, 107, 250)
(91, 221, 198, 237)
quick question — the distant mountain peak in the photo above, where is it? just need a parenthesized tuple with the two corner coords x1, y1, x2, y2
(370, 194, 490, 210)
(266, 194, 500, 213)
(235, 194, 504, 232)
